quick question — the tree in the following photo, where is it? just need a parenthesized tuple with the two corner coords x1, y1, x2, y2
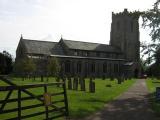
(0, 51, 13, 74)
(141, 0, 160, 64)
(141, 0, 160, 77)
(47, 57, 61, 79)
(14, 57, 36, 79)
(142, 0, 160, 43)
(140, 42, 156, 65)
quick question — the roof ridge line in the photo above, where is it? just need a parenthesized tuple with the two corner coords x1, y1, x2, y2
(62, 39, 110, 46)
(22, 38, 58, 43)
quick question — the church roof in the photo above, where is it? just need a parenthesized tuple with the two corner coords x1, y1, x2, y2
(20, 38, 121, 56)
(21, 39, 64, 55)
(62, 39, 121, 53)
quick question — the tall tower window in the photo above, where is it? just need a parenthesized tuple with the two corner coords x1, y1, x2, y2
(131, 21, 134, 32)
(116, 21, 120, 30)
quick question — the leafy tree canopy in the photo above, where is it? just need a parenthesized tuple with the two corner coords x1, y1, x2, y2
(0, 51, 13, 74)
(14, 57, 36, 75)
(141, 0, 160, 65)
(47, 57, 60, 77)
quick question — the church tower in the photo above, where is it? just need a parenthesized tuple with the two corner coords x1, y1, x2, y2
(110, 9, 141, 77)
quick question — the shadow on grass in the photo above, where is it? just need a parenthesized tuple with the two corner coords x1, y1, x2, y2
(71, 93, 160, 120)
(152, 81, 160, 84)
(149, 92, 160, 117)
(80, 98, 107, 103)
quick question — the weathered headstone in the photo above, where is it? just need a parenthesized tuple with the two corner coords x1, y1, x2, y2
(80, 77, 86, 91)
(117, 77, 121, 84)
(89, 77, 95, 93)
(121, 76, 124, 82)
(102, 75, 105, 80)
(41, 75, 44, 82)
(156, 87, 160, 101)
(110, 75, 114, 81)
(68, 77, 72, 90)
(73, 77, 78, 90)
(33, 76, 36, 81)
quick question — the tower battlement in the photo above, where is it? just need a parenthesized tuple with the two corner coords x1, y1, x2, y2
(112, 9, 142, 20)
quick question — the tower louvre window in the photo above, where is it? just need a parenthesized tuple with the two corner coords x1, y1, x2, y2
(131, 21, 134, 32)
(116, 21, 120, 30)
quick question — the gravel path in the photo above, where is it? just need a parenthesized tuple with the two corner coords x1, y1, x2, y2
(81, 79, 159, 120)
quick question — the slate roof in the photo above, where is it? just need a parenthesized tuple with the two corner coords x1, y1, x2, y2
(21, 39, 64, 55)
(20, 38, 121, 56)
(62, 39, 121, 53)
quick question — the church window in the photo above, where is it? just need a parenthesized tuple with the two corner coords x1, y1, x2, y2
(131, 21, 134, 32)
(106, 53, 110, 58)
(84, 51, 89, 56)
(117, 21, 120, 30)
(77, 61, 81, 73)
(114, 64, 118, 73)
(109, 63, 112, 73)
(103, 62, 107, 73)
(91, 63, 95, 73)
(96, 52, 100, 57)
(74, 50, 78, 56)
(65, 60, 71, 73)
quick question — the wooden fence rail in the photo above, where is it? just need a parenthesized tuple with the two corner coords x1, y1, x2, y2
(0, 76, 69, 120)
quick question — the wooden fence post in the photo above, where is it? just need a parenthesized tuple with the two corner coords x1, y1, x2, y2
(62, 78, 69, 117)
(18, 88, 21, 120)
(44, 85, 49, 119)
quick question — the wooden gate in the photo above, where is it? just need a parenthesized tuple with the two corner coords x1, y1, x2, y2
(0, 76, 69, 120)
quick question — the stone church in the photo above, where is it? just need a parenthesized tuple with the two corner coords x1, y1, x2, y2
(15, 9, 141, 78)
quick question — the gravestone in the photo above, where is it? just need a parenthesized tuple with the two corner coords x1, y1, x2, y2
(80, 77, 86, 91)
(89, 77, 95, 93)
(117, 77, 121, 84)
(110, 75, 114, 81)
(68, 77, 72, 90)
(73, 77, 78, 90)
(41, 75, 44, 82)
(102, 75, 105, 80)
(156, 87, 160, 101)
(78, 76, 81, 84)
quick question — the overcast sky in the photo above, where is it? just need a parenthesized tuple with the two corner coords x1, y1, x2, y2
(0, 0, 155, 58)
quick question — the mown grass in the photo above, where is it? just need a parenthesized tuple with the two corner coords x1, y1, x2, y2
(0, 77, 135, 119)
(146, 78, 160, 116)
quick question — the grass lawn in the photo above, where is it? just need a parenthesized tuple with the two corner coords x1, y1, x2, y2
(0, 77, 136, 119)
(146, 78, 160, 116)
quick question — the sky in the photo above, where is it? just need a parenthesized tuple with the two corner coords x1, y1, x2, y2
(0, 0, 156, 58)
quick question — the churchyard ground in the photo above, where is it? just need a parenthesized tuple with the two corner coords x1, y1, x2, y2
(146, 78, 160, 116)
(0, 77, 135, 119)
